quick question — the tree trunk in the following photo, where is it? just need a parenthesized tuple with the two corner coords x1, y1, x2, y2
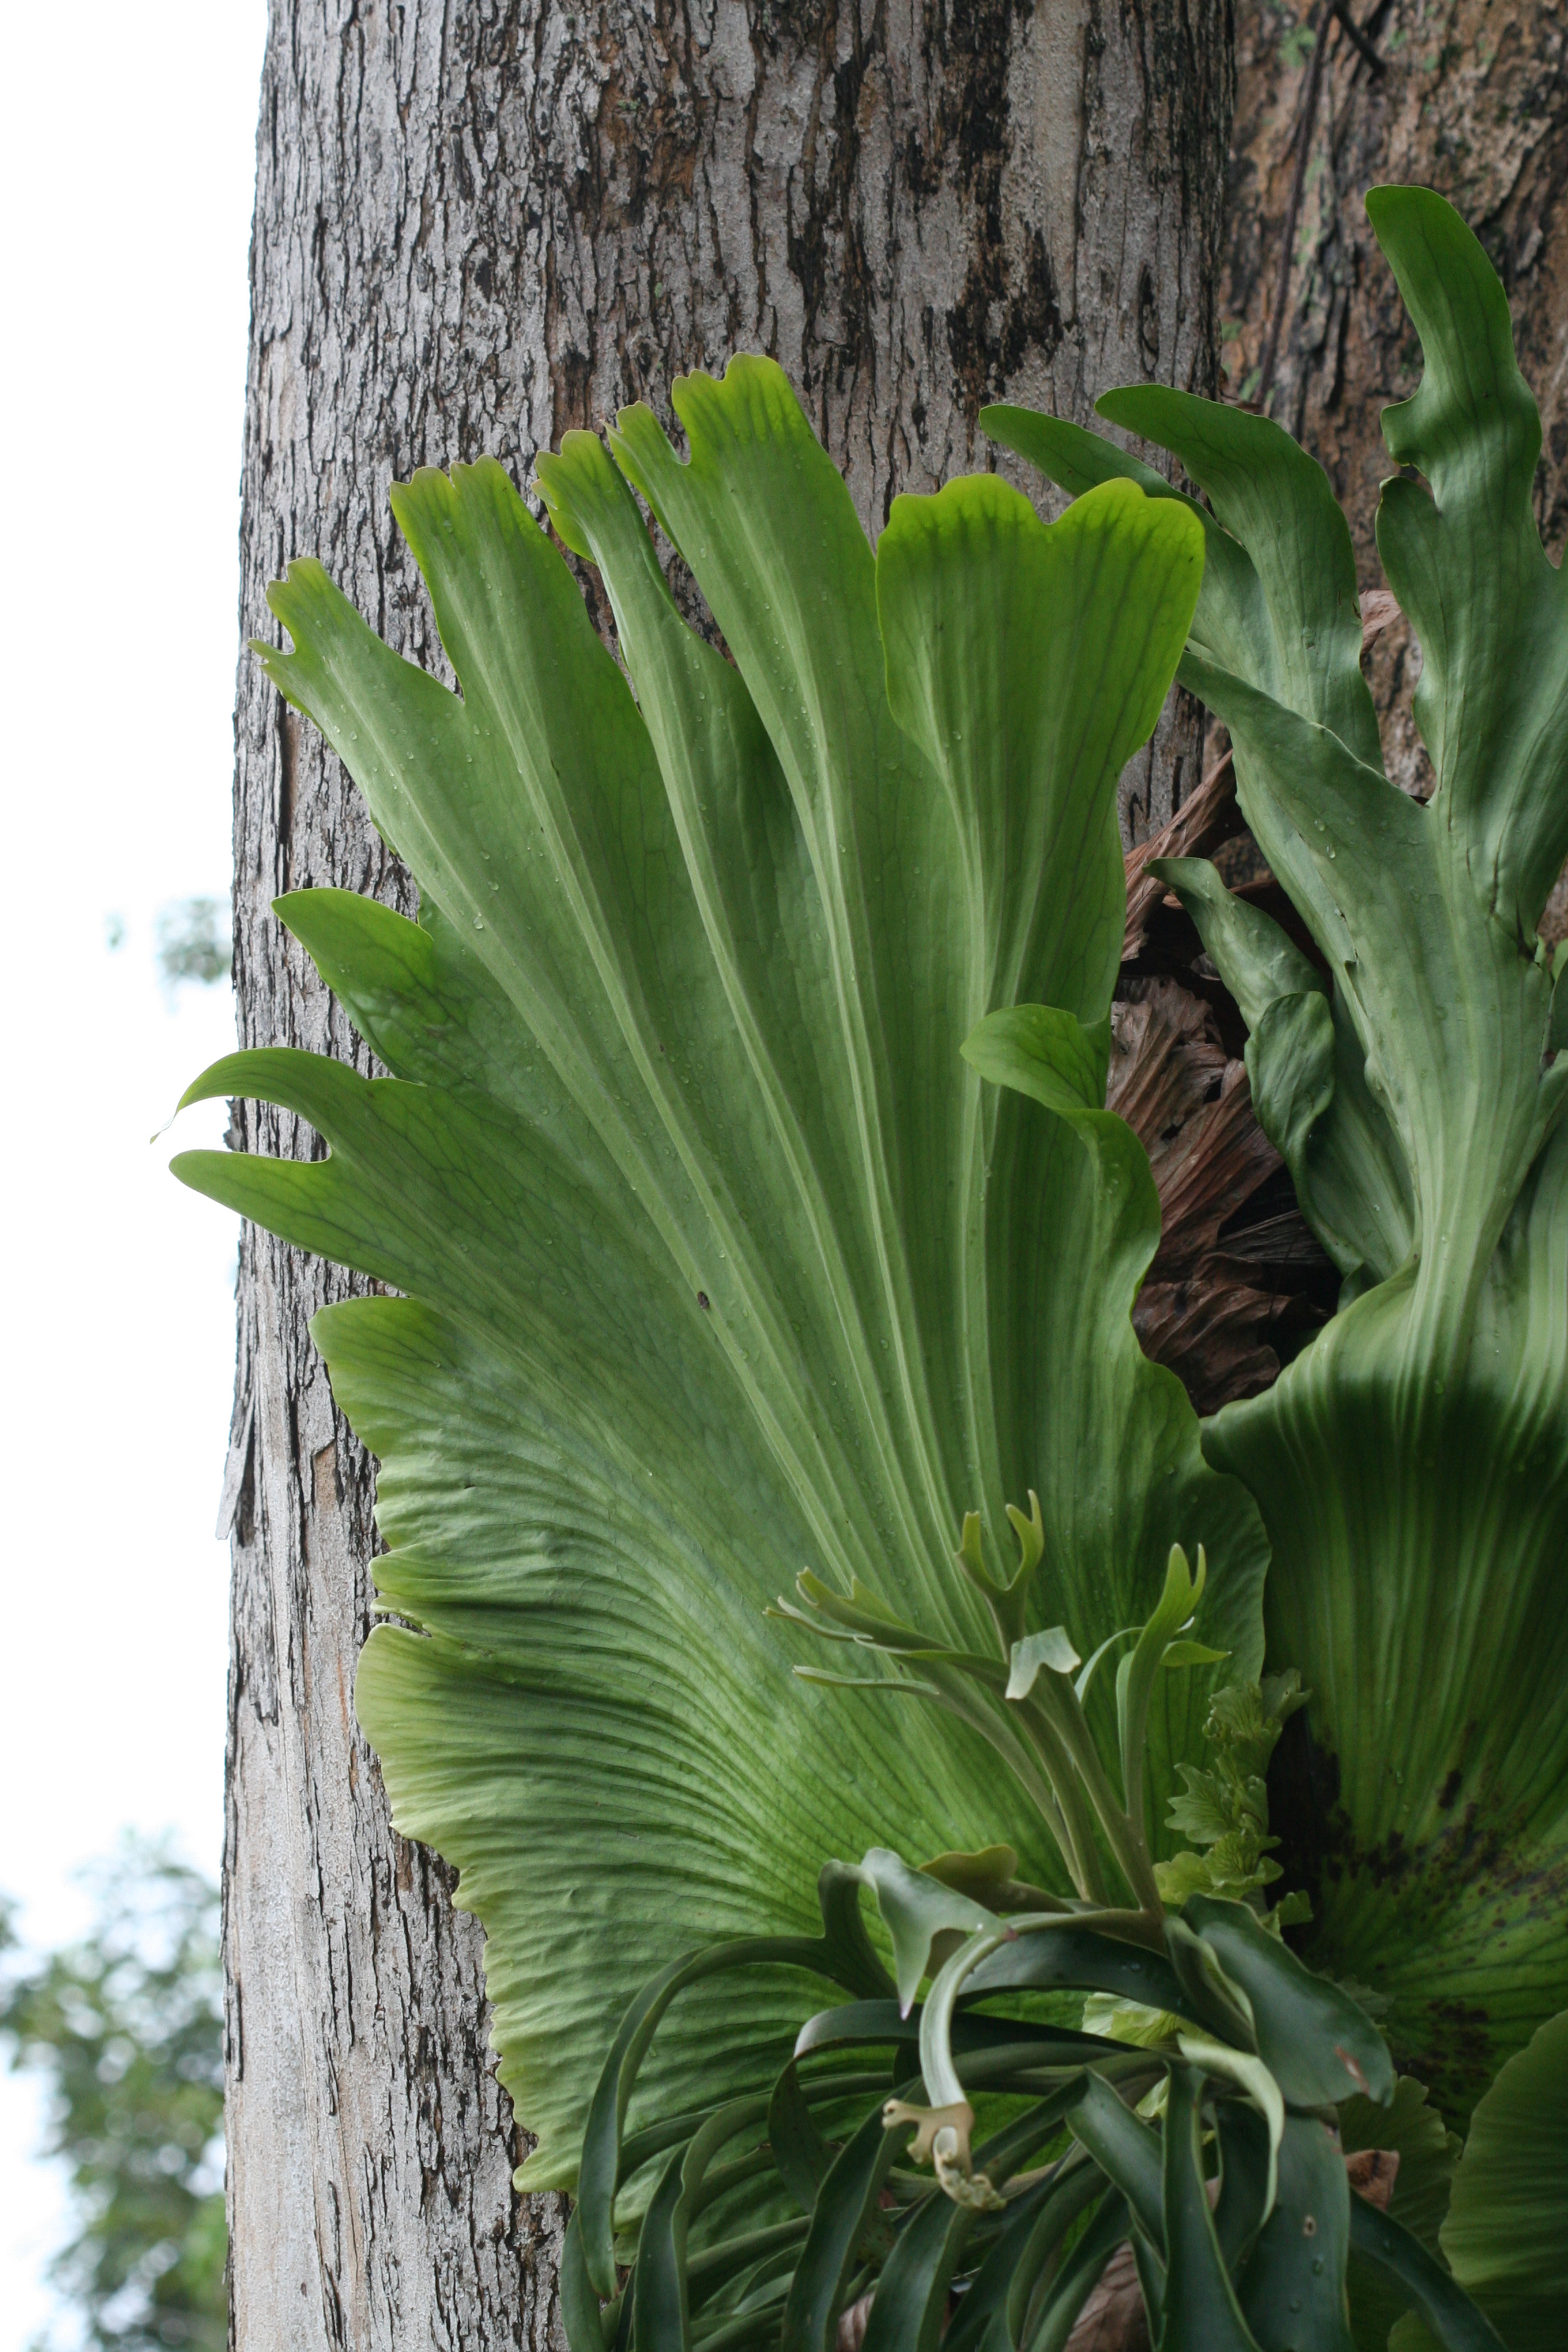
(223, 5, 1232, 2343)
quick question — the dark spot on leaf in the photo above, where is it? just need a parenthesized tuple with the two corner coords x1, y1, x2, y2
(696, 1291, 710, 1310)
(1268, 1708, 1568, 2115)
(1365, 1829, 1414, 1889)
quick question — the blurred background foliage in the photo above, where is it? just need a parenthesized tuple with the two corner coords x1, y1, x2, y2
(152, 900, 233, 992)
(0, 1842, 225, 2351)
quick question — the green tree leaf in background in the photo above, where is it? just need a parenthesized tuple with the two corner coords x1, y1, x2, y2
(0, 1842, 225, 2352)
(154, 898, 231, 990)
(983, 184, 1568, 2125)
(172, 356, 1271, 2185)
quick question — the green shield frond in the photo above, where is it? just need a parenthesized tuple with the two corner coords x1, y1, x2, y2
(175, 357, 1266, 2182)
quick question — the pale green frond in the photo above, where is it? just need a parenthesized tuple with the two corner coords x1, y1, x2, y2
(175, 357, 1266, 2180)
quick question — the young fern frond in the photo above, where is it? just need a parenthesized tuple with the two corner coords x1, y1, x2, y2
(786, 1518, 1221, 1923)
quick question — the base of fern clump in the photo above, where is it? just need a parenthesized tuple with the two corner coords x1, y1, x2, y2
(564, 1865, 1501, 2352)
(558, 1526, 1502, 2349)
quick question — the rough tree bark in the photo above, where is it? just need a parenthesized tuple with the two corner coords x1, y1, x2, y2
(223, 5, 1233, 2344)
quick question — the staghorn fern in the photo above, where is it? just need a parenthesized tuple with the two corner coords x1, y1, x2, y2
(176, 351, 1264, 2185)
(983, 182, 1568, 2133)
(176, 183, 1567, 2345)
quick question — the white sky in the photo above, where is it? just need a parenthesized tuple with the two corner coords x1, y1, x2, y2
(0, 3, 267, 2338)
